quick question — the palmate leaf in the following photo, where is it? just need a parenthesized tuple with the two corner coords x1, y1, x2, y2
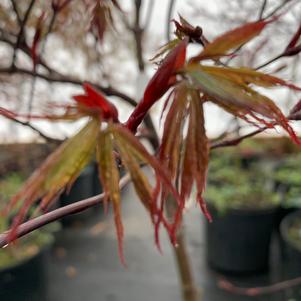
(181, 90, 209, 211)
(111, 125, 182, 243)
(112, 133, 159, 246)
(200, 66, 301, 91)
(112, 125, 181, 204)
(96, 129, 124, 264)
(93, 123, 182, 257)
(159, 83, 188, 179)
(159, 83, 210, 235)
(186, 64, 300, 145)
(7, 118, 100, 237)
(191, 18, 274, 61)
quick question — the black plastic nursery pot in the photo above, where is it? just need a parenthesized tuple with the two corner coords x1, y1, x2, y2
(206, 204, 277, 274)
(275, 206, 298, 231)
(273, 181, 299, 231)
(0, 245, 51, 301)
(280, 210, 301, 278)
(60, 164, 95, 226)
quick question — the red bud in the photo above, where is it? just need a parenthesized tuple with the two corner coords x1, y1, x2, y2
(126, 38, 188, 132)
(73, 83, 119, 121)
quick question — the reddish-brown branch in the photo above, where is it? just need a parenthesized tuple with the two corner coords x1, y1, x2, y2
(0, 34, 57, 75)
(264, 0, 295, 20)
(133, 0, 145, 72)
(0, 174, 130, 248)
(11, 0, 36, 67)
(258, 0, 268, 20)
(0, 64, 159, 149)
(10, 0, 22, 26)
(256, 54, 283, 70)
(0, 66, 137, 107)
(210, 128, 265, 149)
(0, 111, 61, 143)
(218, 276, 301, 296)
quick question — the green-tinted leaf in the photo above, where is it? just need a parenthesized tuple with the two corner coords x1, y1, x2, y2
(159, 84, 211, 233)
(112, 125, 181, 204)
(113, 138, 153, 212)
(186, 64, 300, 145)
(201, 66, 301, 91)
(112, 125, 182, 243)
(9, 118, 100, 232)
(181, 91, 208, 199)
(96, 129, 124, 264)
(160, 84, 188, 179)
(191, 19, 273, 61)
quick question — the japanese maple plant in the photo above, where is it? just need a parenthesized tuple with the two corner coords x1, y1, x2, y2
(1, 1, 301, 301)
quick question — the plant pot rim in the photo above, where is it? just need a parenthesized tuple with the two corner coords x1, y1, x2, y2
(280, 209, 301, 253)
(0, 236, 54, 274)
(207, 202, 278, 216)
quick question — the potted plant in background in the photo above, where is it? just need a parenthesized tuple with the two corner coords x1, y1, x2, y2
(280, 210, 301, 278)
(60, 164, 96, 226)
(274, 154, 301, 208)
(205, 158, 280, 274)
(0, 173, 55, 301)
(272, 153, 301, 234)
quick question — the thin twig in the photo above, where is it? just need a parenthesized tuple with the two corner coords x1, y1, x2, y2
(166, 0, 176, 42)
(264, 0, 294, 20)
(218, 276, 301, 296)
(258, 0, 268, 20)
(0, 174, 131, 248)
(0, 34, 58, 74)
(0, 66, 137, 107)
(28, 10, 59, 117)
(210, 128, 265, 150)
(0, 110, 61, 143)
(0, 66, 159, 150)
(11, 0, 36, 67)
(10, 0, 22, 26)
(133, 0, 145, 71)
(255, 53, 283, 70)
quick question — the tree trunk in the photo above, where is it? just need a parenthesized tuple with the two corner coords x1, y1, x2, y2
(166, 198, 201, 301)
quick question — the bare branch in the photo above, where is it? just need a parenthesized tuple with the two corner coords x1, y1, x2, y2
(255, 53, 283, 70)
(0, 33, 58, 74)
(0, 66, 159, 149)
(0, 112, 61, 143)
(11, 0, 36, 67)
(0, 66, 137, 107)
(133, 0, 145, 71)
(258, 0, 268, 20)
(210, 128, 265, 150)
(264, 0, 294, 20)
(10, 0, 22, 26)
(218, 276, 301, 296)
(166, 0, 176, 42)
